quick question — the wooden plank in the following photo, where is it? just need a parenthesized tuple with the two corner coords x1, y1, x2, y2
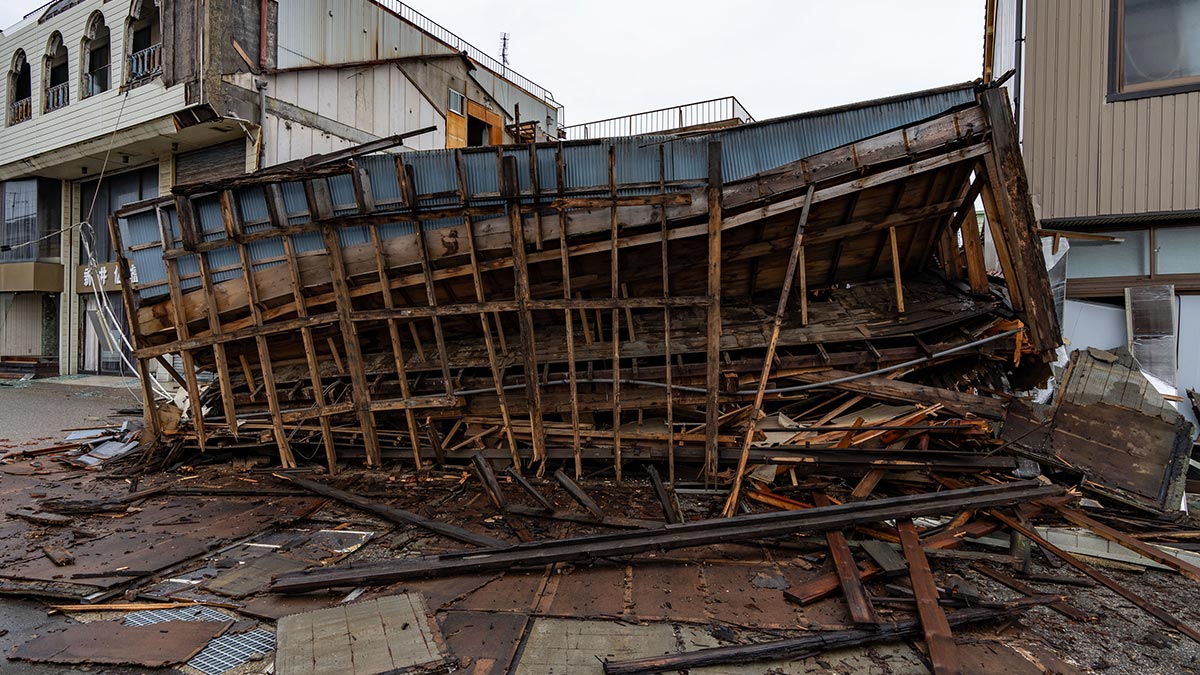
(554, 469, 605, 520)
(1053, 505, 1200, 583)
(898, 519, 960, 675)
(722, 184, 814, 516)
(160, 202, 212, 449)
(816, 493, 878, 626)
(106, 214, 161, 440)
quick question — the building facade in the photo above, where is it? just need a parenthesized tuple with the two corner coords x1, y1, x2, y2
(986, 0, 1200, 412)
(0, 0, 561, 377)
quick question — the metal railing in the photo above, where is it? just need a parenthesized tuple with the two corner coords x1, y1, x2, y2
(128, 43, 162, 82)
(561, 96, 754, 140)
(44, 81, 68, 112)
(372, 0, 558, 106)
(84, 66, 110, 98)
(9, 96, 31, 125)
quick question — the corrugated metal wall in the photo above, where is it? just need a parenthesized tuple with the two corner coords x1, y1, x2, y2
(1024, 0, 1200, 220)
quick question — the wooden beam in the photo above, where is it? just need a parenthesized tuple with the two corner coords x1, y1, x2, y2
(889, 226, 905, 314)
(609, 146, 624, 483)
(817, 493, 879, 626)
(556, 143, 584, 479)
(722, 184, 814, 517)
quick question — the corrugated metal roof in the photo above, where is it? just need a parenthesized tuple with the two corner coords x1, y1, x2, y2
(120, 82, 978, 298)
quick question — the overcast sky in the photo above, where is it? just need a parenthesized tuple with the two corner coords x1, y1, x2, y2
(1, 1, 984, 125)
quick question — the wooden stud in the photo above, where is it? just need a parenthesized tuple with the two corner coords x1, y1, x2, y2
(889, 226, 905, 314)
(107, 214, 162, 441)
(555, 143, 584, 479)
(898, 519, 961, 674)
(658, 144, 676, 482)
(310, 178, 383, 466)
(608, 146, 623, 483)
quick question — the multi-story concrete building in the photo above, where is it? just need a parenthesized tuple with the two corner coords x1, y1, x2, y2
(985, 0, 1200, 413)
(0, 0, 561, 377)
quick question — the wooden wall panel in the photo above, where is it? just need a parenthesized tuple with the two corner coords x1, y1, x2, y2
(1023, 0, 1199, 220)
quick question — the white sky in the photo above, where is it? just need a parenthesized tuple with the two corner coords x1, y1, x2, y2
(0, 0, 985, 125)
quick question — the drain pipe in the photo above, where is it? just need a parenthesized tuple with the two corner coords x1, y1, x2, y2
(255, 79, 268, 170)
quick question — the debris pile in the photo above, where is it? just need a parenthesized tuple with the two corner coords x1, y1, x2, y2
(1, 82, 1197, 674)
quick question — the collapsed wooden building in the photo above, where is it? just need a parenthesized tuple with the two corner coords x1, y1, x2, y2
(111, 83, 1061, 490)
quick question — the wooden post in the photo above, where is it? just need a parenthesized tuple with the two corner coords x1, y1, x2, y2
(658, 144, 676, 482)
(608, 146, 623, 483)
(160, 202, 210, 450)
(309, 177, 382, 466)
(502, 156, 547, 467)
(555, 144, 584, 479)
(704, 142, 723, 482)
(721, 184, 814, 518)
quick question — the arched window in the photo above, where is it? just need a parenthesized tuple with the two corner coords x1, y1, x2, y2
(81, 12, 111, 98)
(8, 50, 31, 126)
(126, 0, 161, 83)
(44, 32, 69, 112)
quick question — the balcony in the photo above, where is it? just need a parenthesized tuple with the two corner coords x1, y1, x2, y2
(45, 82, 69, 112)
(128, 43, 162, 82)
(9, 97, 31, 125)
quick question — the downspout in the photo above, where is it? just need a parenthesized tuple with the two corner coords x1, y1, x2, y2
(1013, 0, 1025, 136)
(255, 79, 267, 170)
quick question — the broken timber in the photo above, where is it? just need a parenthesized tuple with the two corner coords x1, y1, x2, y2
(271, 481, 1061, 592)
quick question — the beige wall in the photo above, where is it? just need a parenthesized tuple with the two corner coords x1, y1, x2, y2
(1023, 0, 1200, 220)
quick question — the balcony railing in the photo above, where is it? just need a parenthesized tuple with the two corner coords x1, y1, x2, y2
(128, 43, 162, 82)
(561, 96, 754, 140)
(84, 66, 110, 98)
(9, 97, 31, 125)
(45, 81, 68, 112)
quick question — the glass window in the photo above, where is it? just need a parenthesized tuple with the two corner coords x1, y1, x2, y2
(448, 88, 465, 116)
(0, 179, 60, 262)
(1154, 225, 1200, 275)
(1065, 229, 1151, 278)
(79, 166, 158, 263)
(1116, 0, 1200, 92)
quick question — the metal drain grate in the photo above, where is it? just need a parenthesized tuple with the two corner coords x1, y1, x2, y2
(121, 606, 275, 674)
(187, 628, 275, 675)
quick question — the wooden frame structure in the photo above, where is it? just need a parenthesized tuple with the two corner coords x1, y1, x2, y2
(111, 87, 1060, 480)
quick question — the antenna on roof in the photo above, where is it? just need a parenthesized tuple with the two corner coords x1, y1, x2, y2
(499, 32, 510, 67)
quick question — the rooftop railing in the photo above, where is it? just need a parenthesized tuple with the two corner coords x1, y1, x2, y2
(561, 96, 754, 140)
(373, 0, 558, 107)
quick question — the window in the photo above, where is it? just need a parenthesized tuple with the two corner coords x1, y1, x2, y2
(0, 179, 62, 263)
(44, 32, 69, 113)
(448, 88, 465, 116)
(1110, 0, 1200, 99)
(81, 12, 111, 98)
(126, 0, 162, 84)
(8, 50, 31, 126)
(79, 166, 158, 263)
